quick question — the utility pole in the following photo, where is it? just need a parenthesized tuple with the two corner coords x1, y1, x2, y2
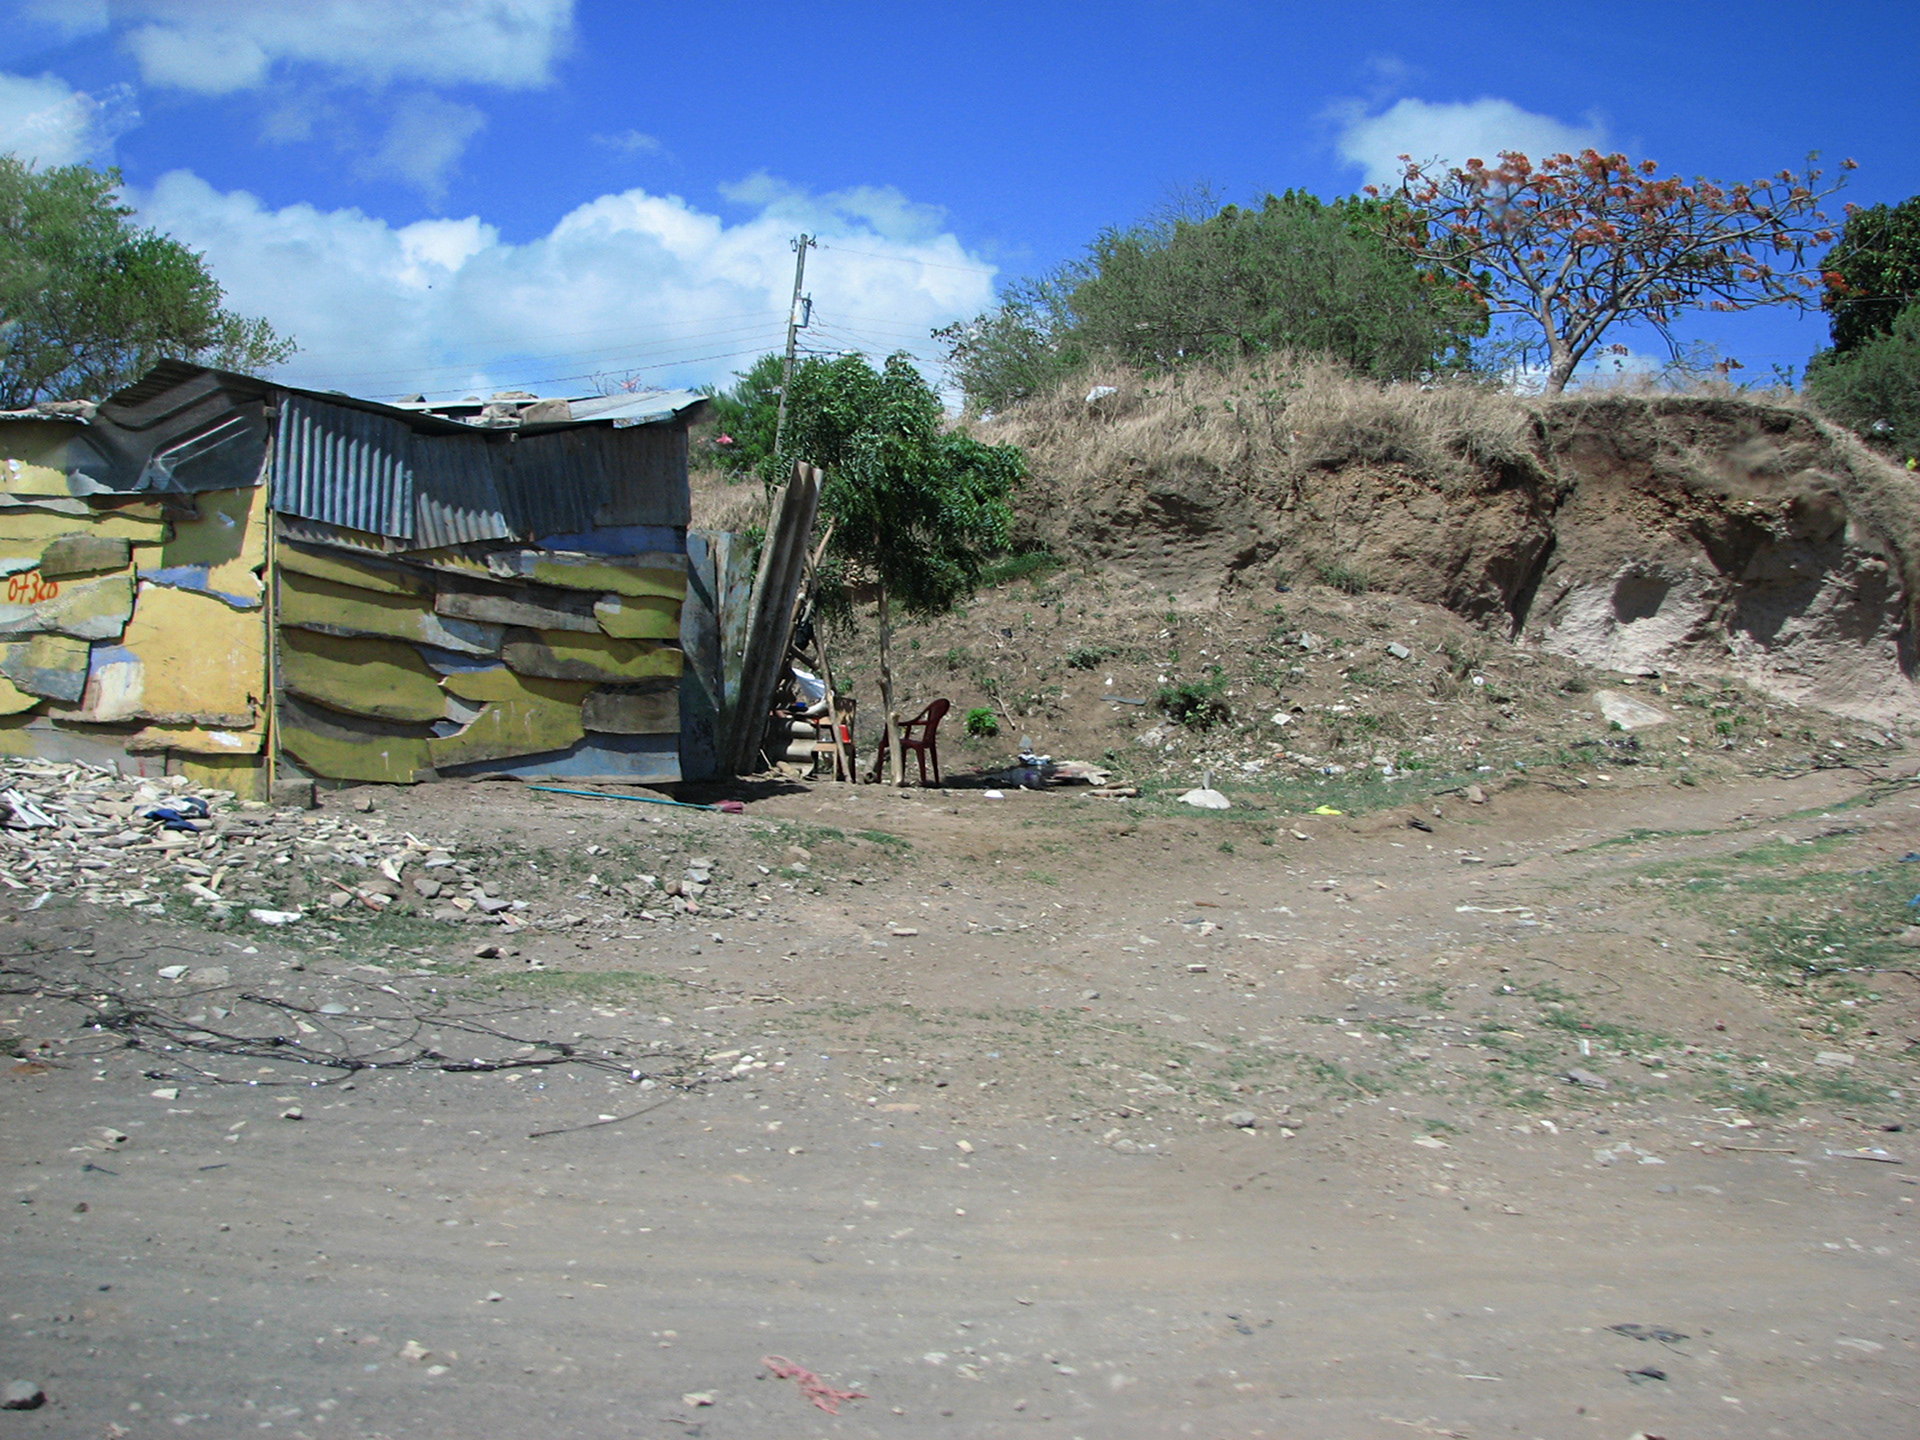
(772, 233, 814, 464)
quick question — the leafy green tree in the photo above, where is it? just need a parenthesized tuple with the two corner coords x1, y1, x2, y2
(0, 158, 293, 408)
(1805, 193, 1920, 460)
(1069, 191, 1483, 374)
(937, 190, 1485, 413)
(933, 278, 1086, 419)
(1807, 307, 1920, 463)
(782, 352, 1023, 782)
(1819, 195, 1920, 354)
(703, 351, 786, 488)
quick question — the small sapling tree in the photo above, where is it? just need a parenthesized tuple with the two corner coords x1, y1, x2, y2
(782, 353, 1023, 783)
(1372, 149, 1852, 392)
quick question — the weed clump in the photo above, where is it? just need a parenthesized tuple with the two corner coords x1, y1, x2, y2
(1159, 670, 1229, 729)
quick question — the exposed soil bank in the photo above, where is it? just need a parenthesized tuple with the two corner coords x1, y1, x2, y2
(993, 372, 1920, 723)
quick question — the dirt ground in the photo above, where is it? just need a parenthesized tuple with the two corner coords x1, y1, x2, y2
(4, 744, 1918, 1439)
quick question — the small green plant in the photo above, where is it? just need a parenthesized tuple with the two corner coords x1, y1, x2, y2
(1442, 637, 1487, 679)
(1065, 643, 1114, 670)
(965, 706, 999, 738)
(979, 549, 1063, 587)
(1158, 670, 1229, 729)
(1316, 560, 1370, 595)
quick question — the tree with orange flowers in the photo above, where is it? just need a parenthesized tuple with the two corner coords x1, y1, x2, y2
(1371, 149, 1852, 392)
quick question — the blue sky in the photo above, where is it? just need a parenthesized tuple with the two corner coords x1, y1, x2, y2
(0, 0, 1911, 400)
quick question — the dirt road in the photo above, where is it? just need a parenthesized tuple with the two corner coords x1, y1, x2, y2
(4, 763, 1916, 1438)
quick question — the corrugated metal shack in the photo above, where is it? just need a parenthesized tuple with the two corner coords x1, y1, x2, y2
(0, 362, 734, 798)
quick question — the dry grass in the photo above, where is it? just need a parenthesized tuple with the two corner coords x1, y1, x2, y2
(689, 465, 766, 534)
(971, 355, 1543, 506)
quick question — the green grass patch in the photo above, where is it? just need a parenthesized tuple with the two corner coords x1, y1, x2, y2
(980, 550, 1064, 588)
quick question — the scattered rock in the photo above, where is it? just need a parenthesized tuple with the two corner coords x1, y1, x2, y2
(2, 1380, 45, 1410)
(1464, 784, 1487, 805)
(1386, 642, 1412, 659)
(398, 1340, 430, 1362)
(1563, 1068, 1611, 1091)
(90, 1126, 129, 1149)
(248, 908, 303, 926)
(1596, 690, 1673, 731)
(682, 1391, 716, 1408)
(280, 1105, 304, 1121)
(1224, 1110, 1258, 1129)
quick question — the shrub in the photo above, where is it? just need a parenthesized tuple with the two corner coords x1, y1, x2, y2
(1064, 643, 1114, 669)
(965, 707, 999, 738)
(1158, 671, 1229, 729)
(1316, 560, 1369, 594)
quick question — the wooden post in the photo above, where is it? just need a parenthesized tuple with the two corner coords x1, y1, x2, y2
(723, 462, 822, 775)
(876, 578, 905, 786)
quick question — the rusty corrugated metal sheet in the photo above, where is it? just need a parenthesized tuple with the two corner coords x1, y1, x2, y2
(498, 428, 609, 538)
(411, 430, 514, 548)
(507, 425, 691, 535)
(275, 395, 414, 539)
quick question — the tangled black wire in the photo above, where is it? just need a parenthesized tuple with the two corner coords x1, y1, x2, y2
(0, 926, 714, 1109)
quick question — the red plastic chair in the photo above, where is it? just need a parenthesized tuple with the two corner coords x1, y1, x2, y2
(871, 698, 950, 786)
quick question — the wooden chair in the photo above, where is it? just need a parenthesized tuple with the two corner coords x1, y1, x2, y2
(870, 698, 950, 786)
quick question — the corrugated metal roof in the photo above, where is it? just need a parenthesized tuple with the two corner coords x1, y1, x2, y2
(411, 429, 514, 548)
(0, 363, 272, 495)
(275, 394, 415, 538)
(527, 389, 710, 430)
(1, 365, 700, 544)
(402, 388, 709, 431)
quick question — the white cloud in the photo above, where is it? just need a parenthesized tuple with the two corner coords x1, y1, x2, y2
(593, 129, 664, 157)
(130, 170, 998, 401)
(17, 1, 110, 38)
(357, 93, 486, 202)
(1332, 96, 1609, 189)
(719, 171, 955, 244)
(108, 0, 573, 95)
(0, 70, 137, 167)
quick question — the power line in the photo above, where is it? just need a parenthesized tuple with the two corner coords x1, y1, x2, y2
(361, 343, 785, 401)
(300, 318, 788, 386)
(813, 241, 998, 276)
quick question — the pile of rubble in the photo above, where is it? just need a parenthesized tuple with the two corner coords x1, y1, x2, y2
(0, 759, 750, 933)
(0, 758, 461, 925)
